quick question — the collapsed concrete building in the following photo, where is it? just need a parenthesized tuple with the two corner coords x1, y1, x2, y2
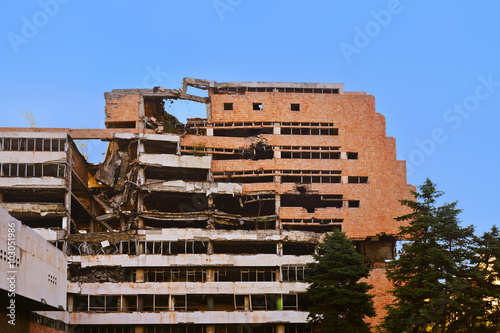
(0, 78, 413, 333)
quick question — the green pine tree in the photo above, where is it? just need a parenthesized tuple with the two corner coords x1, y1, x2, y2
(306, 229, 376, 333)
(379, 178, 500, 332)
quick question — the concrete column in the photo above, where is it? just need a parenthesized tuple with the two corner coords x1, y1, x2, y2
(277, 242, 283, 256)
(135, 326, 144, 333)
(137, 97, 145, 130)
(274, 147, 281, 159)
(341, 151, 347, 159)
(136, 269, 144, 283)
(169, 295, 175, 311)
(273, 123, 281, 135)
(206, 269, 215, 282)
(137, 295, 144, 312)
(276, 324, 285, 333)
(244, 296, 250, 311)
(67, 294, 74, 312)
(206, 102, 212, 121)
(206, 128, 214, 136)
(206, 326, 215, 333)
(62, 217, 69, 234)
(207, 241, 214, 255)
(275, 194, 281, 230)
(137, 167, 146, 185)
(64, 192, 71, 233)
(0, 192, 3, 202)
(120, 215, 126, 231)
(207, 296, 214, 311)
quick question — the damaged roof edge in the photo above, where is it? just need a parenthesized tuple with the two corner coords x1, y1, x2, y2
(183, 77, 344, 93)
(107, 78, 345, 98)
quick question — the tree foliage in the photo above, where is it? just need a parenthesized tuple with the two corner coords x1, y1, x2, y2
(306, 229, 376, 333)
(379, 178, 500, 332)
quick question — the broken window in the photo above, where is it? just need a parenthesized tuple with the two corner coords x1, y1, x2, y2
(281, 194, 344, 212)
(213, 194, 275, 216)
(234, 295, 250, 311)
(253, 103, 263, 111)
(171, 295, 187, 311)
(291, 103, 300, 111)
(224, 103, 234, 110)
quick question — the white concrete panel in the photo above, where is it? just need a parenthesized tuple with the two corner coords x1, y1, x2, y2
(0, 132, 68, 139)
(0, 151, 66, 164)
(70, 254, 313, 268)
(0, 206, 67, 309)
(0, 177, 65, 189)
(139, 154, 211, 169)
(68, 310, 308, 325)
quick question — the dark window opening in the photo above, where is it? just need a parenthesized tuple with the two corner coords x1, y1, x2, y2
(253, 103, 263, 111)
(213, 194, 275, 216)
(212, 241, 276, 254)
(291, 103, 300, 111)
(223, 103, 234, 110)
(281, 194, 343, 212)
(348, 200, 360, 208)
(216, 176, 274, 183)
(213, 127, 273, 137)
(348, 176, 369, 184)
(282, 243, 315, 256)
(144, 166, 208, 182)
(347, 152, 358, 159)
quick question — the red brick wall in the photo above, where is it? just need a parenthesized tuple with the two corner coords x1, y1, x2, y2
(104, 92, 141, 127)
(205, 91, 414, 239)
(364, 268, 395, 328)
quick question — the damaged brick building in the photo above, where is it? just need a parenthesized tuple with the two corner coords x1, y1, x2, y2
(0, 78, 413, 333)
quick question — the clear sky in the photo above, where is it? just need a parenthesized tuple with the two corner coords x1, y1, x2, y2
(1, 1, 499, 235)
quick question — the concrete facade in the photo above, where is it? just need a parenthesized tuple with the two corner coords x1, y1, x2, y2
(0, 78, 413, 332)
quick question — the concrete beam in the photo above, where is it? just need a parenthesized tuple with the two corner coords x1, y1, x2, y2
(142, 228, 319, 243)
(0, 151, 66, 164)
(69, 254, 314, 268)
(140, 180, 242, 195)
(139, 154, 212, 169)
(1, 202, 65, 217)
(68, 310, 308, 325)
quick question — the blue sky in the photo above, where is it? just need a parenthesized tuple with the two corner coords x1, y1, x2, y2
(1, 1, 499, 235)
